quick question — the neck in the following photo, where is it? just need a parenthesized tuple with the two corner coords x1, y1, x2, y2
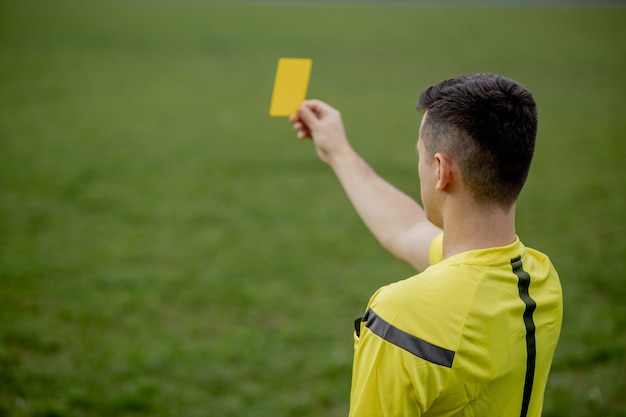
(441, 201, 517, 260)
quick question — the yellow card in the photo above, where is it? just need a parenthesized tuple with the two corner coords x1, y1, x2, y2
(269, 58, 312, 117)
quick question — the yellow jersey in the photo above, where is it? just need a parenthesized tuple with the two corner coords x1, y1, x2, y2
(350, 235, 562, 416)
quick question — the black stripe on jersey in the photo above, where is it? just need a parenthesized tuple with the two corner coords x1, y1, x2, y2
(359, 308, 455, 368)
(511, 255, 537, 417)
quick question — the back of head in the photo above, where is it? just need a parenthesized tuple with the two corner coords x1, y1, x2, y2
(417, 73, 537, 209)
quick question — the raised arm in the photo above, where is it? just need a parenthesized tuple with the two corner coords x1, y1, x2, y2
(290, 100, 441, 272)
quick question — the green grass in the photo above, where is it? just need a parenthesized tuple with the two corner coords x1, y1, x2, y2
(1, 1, 625, 416)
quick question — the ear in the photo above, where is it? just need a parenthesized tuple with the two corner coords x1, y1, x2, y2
(434, 152, 454, 191)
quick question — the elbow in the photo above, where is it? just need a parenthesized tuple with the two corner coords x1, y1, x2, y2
(378, 238, 424, 273)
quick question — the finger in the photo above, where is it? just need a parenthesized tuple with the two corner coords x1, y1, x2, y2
(301, 99, 333, 117)
(291, 119, 310, 137)
(302, 99, 329, 109)
(297, 104, 319, 127)
(297, 129, 311, 140)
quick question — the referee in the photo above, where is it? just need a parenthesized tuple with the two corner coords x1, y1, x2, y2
(290, 73, 563, 417)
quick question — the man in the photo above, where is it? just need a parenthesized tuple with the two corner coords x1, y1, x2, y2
(289, 73, 562, 416)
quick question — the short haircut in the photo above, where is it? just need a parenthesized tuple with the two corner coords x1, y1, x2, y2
(417, 73, 537, 209)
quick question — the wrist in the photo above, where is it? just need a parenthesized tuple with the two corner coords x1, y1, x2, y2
(326, 143, 356, 166)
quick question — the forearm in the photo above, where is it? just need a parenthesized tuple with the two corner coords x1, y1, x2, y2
(290, 100, 439, 271)
(328, 149, 436, 271)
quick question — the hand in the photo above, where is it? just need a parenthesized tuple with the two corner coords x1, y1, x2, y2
(289, 100, 352, 164)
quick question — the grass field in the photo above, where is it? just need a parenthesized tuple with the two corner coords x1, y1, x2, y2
(1, 1, 625, 416)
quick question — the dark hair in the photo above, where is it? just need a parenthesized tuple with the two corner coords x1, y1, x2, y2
(417, 73, 537, 208)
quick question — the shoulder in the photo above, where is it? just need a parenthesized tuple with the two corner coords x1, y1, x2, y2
(367, 264, 480, 352)
(520, 244, 562, 294)
(524, 246, 559, 274)
(428, 232, 444, 265)
(372, 259, 485, 313)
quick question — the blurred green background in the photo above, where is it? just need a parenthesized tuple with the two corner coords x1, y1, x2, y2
(1, 1, 625, 416)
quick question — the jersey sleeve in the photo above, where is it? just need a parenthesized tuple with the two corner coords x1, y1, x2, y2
(349, 326, 424, 417)
(350, 307, 451, 416)
(429, 232, 444, 265)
